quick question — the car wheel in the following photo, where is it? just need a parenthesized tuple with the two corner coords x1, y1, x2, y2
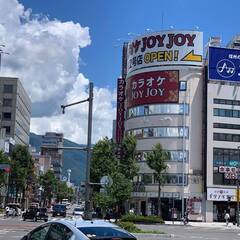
(44, 219, 48, 222)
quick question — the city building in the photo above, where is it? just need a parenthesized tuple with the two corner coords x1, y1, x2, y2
(0, 77, 31, 146)
(205, 37, 240, 222)
(41, 132, 63, 180)
(116, 30, 204, 220)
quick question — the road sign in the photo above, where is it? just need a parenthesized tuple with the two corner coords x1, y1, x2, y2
(100, 176, 113, 187)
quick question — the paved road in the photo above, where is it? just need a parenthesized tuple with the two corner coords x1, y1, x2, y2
(1, 217, 240, 240)
(137, 223, 240, 240)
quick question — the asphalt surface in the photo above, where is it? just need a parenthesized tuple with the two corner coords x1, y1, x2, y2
(1, 216, 240, 240)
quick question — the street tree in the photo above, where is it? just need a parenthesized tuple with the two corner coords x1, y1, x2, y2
(91, 137, 118, 184)
(0, 150, 10, 188)
(91, 136, 138, 214)
(9, 145, 35, 206)
(120, 135, 139, 180)
(39, 170, 58, 206)
(56, 181, 74, 203)
(146, 143, 169, 217)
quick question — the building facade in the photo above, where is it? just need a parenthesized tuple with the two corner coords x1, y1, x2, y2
(41, 132, 63, 180)
(0, 77, 31, 146)
(205, 38, 240, 222)
(116, 30, 204, 220)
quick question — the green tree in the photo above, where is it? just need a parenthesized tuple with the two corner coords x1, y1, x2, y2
(146, 143, 169, 217)
(0, 150, 10, 188)
(9, 145, 35, 207)
(91, 136, 138, 214)
(39, 170, 57, 206)
(120, 135, 139, 180)
(56, 181, 74, 203)
(91, 137, 118, 184)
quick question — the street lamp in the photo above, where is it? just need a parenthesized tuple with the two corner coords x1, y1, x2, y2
(61, 82, 93, 220)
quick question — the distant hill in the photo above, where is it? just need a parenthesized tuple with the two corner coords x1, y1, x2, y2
(30, 132, 86, 185)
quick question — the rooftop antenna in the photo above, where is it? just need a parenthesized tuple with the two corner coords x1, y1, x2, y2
(0, 44, 9, 72)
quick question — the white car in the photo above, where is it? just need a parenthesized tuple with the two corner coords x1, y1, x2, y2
(73, 207, 84, 216)
(20, 219, 137, 240)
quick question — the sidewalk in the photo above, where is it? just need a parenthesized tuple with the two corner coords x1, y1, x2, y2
(165, 220, 240, 229)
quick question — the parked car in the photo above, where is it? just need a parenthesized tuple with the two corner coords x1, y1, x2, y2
(52, 204, 66, 217)
(72, 206, 84, 216)
(22, 207, 48, 222)
(20, 219, 137, 240)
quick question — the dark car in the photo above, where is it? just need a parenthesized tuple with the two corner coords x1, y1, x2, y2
(52, 204, 66, 217)
(22, 207, 48, 222)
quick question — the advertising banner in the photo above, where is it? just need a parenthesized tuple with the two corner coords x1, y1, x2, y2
(116, 78, 126, 144)
(207, 187, 235, 201)
(127, 31, 203, 74)
(126, 70, 179, 108)
(209, 47, 240, 82)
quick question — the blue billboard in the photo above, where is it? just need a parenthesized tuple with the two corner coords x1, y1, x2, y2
(208, 47, 240, 82)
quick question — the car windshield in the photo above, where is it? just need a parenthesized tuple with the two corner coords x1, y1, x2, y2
(53, 205, 66, 210)
(74, 208, 83, 211)
(78, 227, 134, 239)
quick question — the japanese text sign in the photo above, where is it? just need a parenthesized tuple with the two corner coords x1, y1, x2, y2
(126, 70, 179, 108)
(127, 31, 203, 74)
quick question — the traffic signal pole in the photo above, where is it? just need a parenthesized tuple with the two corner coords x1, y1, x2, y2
(61, 82, 93, 220)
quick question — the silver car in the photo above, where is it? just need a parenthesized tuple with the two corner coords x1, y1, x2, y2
(20, 219, 137, 240)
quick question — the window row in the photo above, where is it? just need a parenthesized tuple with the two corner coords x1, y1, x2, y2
(213, 122, 240, 130)
(127, 104, 189, 119)
(213, 133, 240, 142)
(213, 148, 240, 167)
(2, 112, 11, 120)
(213, 108, 240, 118)
(214, 98, 240, 106)
(3, 84, 13, 93)
(128, 127, 189, 139)
(137, 173, 188, 186)
(135, 150, 188, 162)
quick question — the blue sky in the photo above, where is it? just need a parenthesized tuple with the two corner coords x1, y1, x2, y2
(1, 0, 240, 144)
(19, 0, 240, 90)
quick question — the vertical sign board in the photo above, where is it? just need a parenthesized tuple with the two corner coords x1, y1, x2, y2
(208, 47, 240, 82)
(127, 31, 203, 74)
(126, 70, 179, 108)
(116, 78, 126, 144)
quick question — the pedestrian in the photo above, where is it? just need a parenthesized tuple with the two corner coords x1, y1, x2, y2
(224, 212, 230, 226)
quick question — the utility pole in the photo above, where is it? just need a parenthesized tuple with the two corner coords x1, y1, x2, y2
(61, 82, 94, 220)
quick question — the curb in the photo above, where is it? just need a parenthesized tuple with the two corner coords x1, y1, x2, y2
(133, 233, 174, 238)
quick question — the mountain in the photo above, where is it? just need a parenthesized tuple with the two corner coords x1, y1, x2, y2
(29, 132, 87, 185)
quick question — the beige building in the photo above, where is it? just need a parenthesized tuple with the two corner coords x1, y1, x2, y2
(0, 77, 31, 146)
(117, 30, 204, 220)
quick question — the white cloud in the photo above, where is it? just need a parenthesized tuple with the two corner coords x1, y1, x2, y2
(0, 0, 117, 144)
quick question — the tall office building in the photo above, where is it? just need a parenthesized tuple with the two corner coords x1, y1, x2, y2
(0, 77, 31, 146)
(41, 132, 63, 180)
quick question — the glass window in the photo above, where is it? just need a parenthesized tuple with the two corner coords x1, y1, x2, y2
(2, 112, 11, 120)
(127, 103, 189, 119)
(47, 223, 73, 240)
(2, 126, 10, 134)
(213, 108, 218, 116)
(142, 174, 152, 184)
(78, 227, 133, 239)
(233, 110, 238, 118)
(29, 225, 50, 240)
(3, 98, 12, 107)
(3, 84, 13, 93)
